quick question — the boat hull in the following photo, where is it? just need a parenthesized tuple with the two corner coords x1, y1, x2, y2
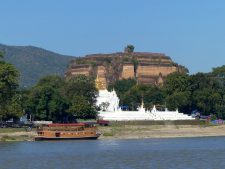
(35, 136, 99, 141)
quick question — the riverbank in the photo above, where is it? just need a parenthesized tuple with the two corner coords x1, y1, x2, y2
(98, 124, 225, 140)
(0, 128, 35, 141)
(1, 124, 225, 141)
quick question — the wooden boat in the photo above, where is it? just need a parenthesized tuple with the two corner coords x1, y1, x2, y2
(35, 123, 101, 141)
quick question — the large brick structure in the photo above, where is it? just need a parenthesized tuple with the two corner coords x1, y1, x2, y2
(65, 51, 187, 89)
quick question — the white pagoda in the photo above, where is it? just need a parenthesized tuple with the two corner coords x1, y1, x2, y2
(95, 76, 194, 121)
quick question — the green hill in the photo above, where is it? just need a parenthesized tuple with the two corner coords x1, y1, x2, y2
(0, 44, 74, 87)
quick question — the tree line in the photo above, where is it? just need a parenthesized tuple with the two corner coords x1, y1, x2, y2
(1, 50, 225, 121)
(0, 51, 98, 122)
(109, 67, 225, 118)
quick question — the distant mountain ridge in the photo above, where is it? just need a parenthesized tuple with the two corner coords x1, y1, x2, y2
(0, 44, 75, 87)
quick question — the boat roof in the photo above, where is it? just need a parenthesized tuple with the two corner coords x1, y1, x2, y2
(47, 123, 86, 127)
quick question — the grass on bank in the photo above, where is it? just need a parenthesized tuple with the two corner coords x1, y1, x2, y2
(1, 135, 17, 141)
(0, 128, 26, 133)
(99, 120, 215, 138)
(0, 135, 30, 142)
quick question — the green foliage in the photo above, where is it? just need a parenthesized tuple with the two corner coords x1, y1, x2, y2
(124, 44, 135, 53)
(68, 95, 97, 119)
(23, 75, 98, 121)
(164, 72, 190, 94)
(24, 76, 68, 122)
(121, 84, 165, 111)
(75, 59, 97, 66)
(212, 65, 225, 78)
(163, 72, 191, 113)
(165, 91, 190, 112)
(109, 78, 163, 110)
(162, 71, 225, 117)
(211, 114, 217, 121)
(143, 87, 165, 110)
(6, 93, 24, 119)
(211, 65, 225, 88)
(190, 73, 225, 117)
(65, 75, 97, 105)
(111, 67, 225, 118)
(122, 85, 143, 110)
(64, 75, 98, 119)
(108, 78, 136, 100)
(0, 54, 20, 120)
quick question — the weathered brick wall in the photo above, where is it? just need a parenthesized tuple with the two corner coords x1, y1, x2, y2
(121, 64, 135, 79)
(136, 65, 177, 84)
(69, 67, 91, 76)
(137, 65, 177, 77)
(136, 58, 172, 64)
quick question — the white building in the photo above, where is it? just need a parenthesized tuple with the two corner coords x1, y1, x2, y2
(96, 89, 120, 112)
(96, 89, 194, 121)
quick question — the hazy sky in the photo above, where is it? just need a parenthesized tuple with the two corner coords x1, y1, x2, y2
(1, 0, 225, 74)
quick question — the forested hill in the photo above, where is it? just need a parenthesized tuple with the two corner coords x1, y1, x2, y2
(0, 44, 74, 87)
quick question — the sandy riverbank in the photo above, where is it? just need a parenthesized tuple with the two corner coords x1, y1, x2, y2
(1, 124, 225, 141)
(0, 131, 35, 141)
(98, 124, 225, 140)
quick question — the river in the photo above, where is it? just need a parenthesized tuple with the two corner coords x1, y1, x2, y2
(0, 137, 225, 169)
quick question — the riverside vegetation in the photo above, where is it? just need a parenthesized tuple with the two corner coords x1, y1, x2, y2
(0, 50, 225, 123)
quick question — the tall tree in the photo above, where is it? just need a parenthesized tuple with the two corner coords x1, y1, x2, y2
(163, 72, 191, 113)
(0, 51, 20, 120)
(24, 76, 68, 122)
(64, 75, 98, 119)
(65, 75, 97, 105)
(143, 87, 165, 110)
(190, 73, 225, 117)
(68, 95, 97, 119)
(122, 85, 149, 110)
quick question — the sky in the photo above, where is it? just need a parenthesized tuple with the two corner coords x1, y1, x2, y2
(0, 0, 225, 74)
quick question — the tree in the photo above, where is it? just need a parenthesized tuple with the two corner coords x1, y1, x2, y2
(0, 52, 20, 120)
(163, 72, 191, 113)
(68, 95, 97, 119)
(124, 44, 135, 53)
(165, 91, 190, 112)
(190, 73, 225, 117)
(108, 78, 136, 104)
(122, 85, 149, 110)
(143, 87, 165, 110)
(6, 93, 24, 119)
(164, 72, 190, 95)
(24, 75, 98, 121)
(65, 75, 97, 105)
(211, 65, 225, 87)
(24, 76, 68, 122)
(64, 75, 97, 119)
(212, 65, 225, 78)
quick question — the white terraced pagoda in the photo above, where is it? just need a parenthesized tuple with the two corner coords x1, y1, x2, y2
(96, 89, 194, 121)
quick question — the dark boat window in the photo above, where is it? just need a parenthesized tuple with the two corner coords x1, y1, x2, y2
(55, 132, 60, 137)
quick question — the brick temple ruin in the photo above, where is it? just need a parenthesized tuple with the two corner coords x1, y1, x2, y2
(65, 48, 187, 89)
